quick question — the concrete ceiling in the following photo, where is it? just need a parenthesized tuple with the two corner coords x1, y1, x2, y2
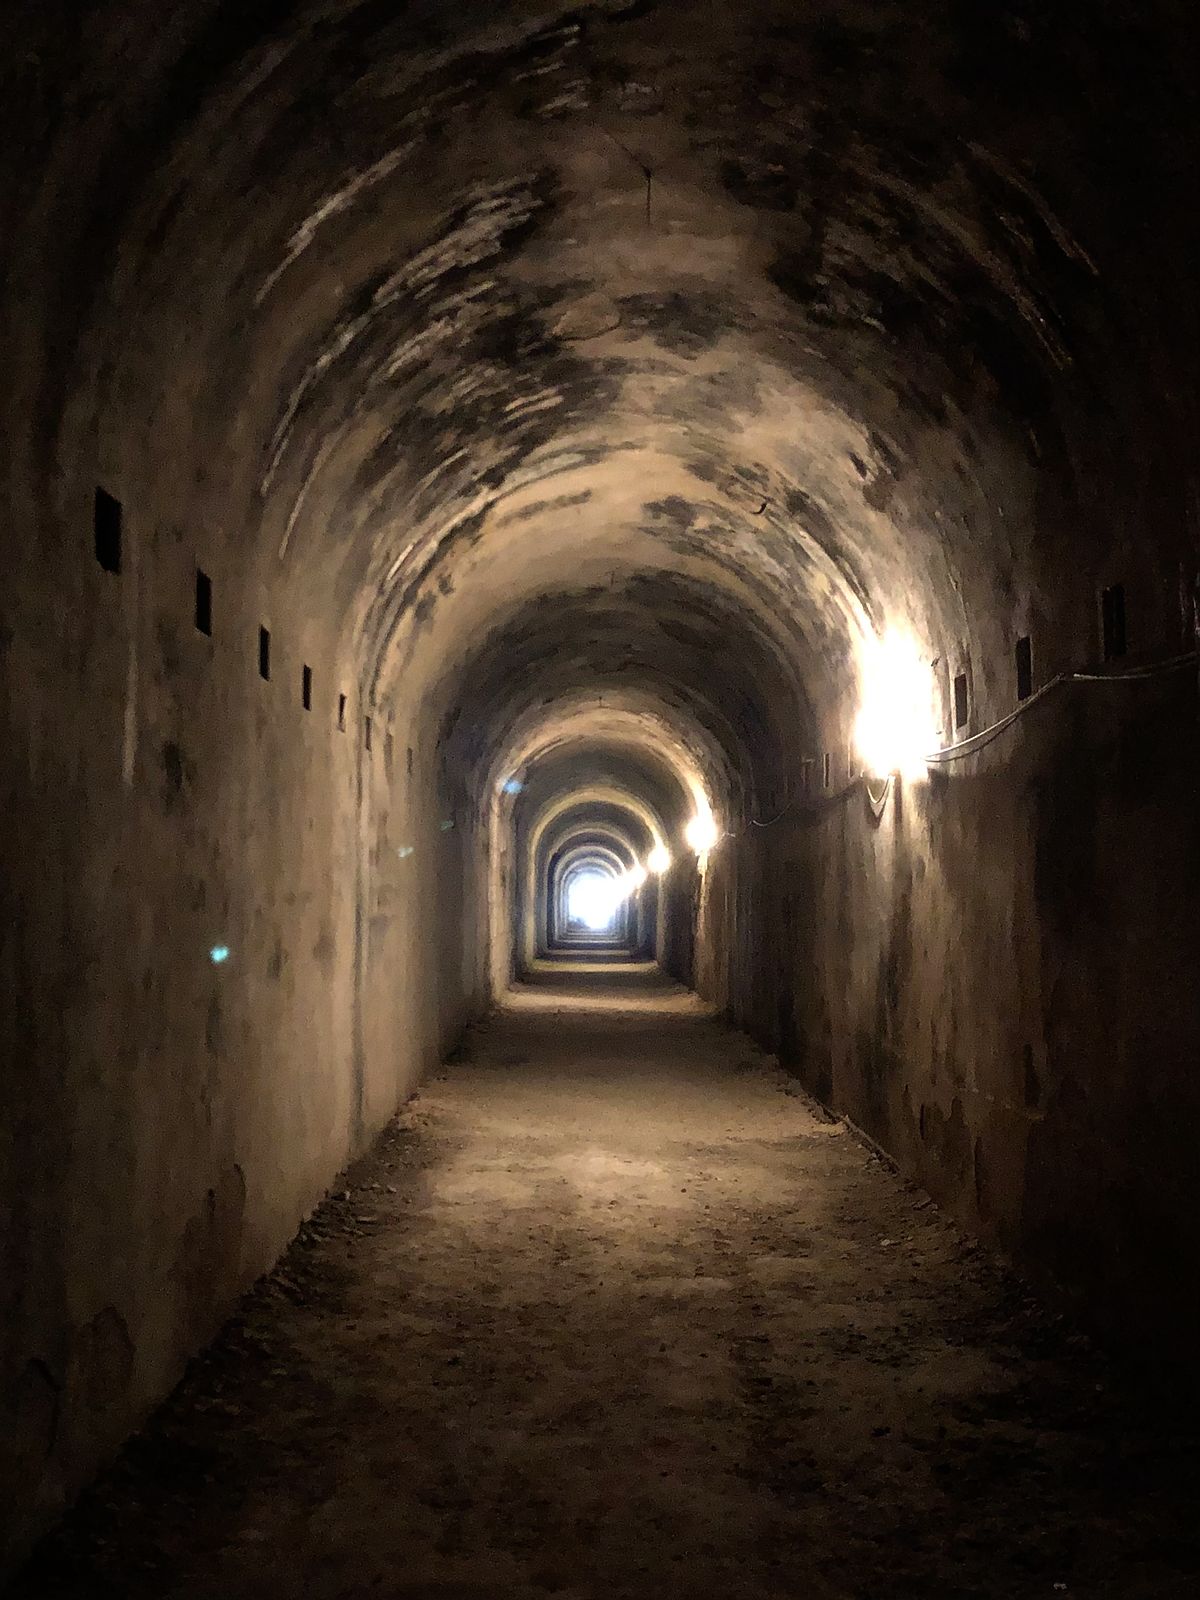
(15, 0, 1197, 823)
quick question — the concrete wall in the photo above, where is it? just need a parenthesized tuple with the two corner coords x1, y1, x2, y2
(0, 491, 481, 1570)
(3, 0, 1198, 1576)
(723, 669, 1200, 1361)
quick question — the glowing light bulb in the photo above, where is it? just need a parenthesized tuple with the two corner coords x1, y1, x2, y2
(854, 628, 937, 780)
(209, 945, 231, 965)
(684, 812, 718, 856)
(647, 843, 671, 874)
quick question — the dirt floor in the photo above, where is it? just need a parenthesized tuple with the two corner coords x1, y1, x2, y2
(13, 963, 1200, 1599)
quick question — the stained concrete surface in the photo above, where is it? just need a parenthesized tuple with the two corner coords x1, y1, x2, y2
(14, 964, 1200, 1600)
(6, 2, 1200, 1560)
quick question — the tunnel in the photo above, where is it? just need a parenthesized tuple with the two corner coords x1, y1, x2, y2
(2, 0, 1200, 1591)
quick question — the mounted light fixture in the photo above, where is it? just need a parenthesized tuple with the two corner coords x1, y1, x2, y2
(684, 810, 718, 856)
(647, 843, 671, 874)
(854, 627, 938, 781)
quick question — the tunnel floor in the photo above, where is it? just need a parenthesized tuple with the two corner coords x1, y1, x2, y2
(19, 965, 1200, 1600)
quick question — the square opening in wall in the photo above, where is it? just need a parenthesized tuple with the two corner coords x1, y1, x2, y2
(954, 671, 969, 730)
(195, 569, 212, 636)
(1015, 634, 1032, 701)
(94, 488, 122, 574)
(259, 625, 271, 681)
(338, 692, 347, 731)
(302, 664, 312, 710)
(1101, 583, 1127, 660)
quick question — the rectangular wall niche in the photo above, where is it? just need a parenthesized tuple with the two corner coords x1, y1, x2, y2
(94, 488, 122, 574)
(259, 625, 271, 681)
(338, 692, 347, 731)
(1015, 634, 1033, 701)
(195, 569, 213, 636)
(822, 751, 831, 789)
(364, 716, 372, 752)
(953, 672, 970, 730)
(1101, 583, 1127, 660)
(302, 664, 313, 711)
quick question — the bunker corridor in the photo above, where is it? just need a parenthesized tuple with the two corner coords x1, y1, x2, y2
(2, 0, 1200, 1592)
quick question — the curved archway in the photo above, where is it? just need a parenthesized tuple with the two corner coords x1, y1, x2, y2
(3, 3, 1198, 1566)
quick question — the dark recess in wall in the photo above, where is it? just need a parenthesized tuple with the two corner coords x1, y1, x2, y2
(1015, 634, 1032, 701)
(94, 489, 122, 574)
(1101, 583, 1127, 660)
(953, 672, 969, 730)
(195, 568, 212, 636)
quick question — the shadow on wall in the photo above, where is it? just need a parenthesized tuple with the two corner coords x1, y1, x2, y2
(736, 671, 1200, 1366)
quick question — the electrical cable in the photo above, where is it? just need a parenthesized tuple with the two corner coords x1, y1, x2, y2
(925, 648, 1198, 765)
(735, 645, 1198, 830)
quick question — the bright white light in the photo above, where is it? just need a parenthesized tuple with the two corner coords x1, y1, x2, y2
(566, 864, 647, 931)
(567, 871, 620, 931)
(684, 811, 719, 856)
(854, 628, 938, 780)
(209, 945, 231, 965)
(647, 843, 671, 874)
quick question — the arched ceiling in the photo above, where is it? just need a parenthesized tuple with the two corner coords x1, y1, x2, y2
(532, 794, 659, 863)
(503, 740, 693, 847)
(18, 0, 1198, 820)
(488, 701, 727, 838)
(553, 838, 637, 875)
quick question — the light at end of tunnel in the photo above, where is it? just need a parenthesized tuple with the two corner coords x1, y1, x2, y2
(500, 777, 523, 794)
(209, 945, 231, 965)
(854, 628, 939, 781)
(684, 813, 719, 856)
(567, 871, 620, 933)
(647, 843, 671, 874)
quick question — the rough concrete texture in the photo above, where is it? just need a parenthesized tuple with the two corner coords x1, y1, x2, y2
(2, 0, 1199, 1572)
(13, 968, 1200, 1599)
(726, 672, 1200, 1356)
